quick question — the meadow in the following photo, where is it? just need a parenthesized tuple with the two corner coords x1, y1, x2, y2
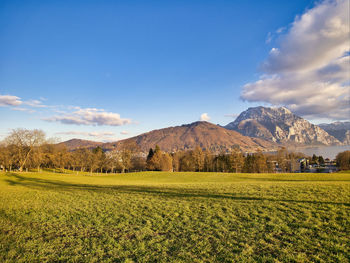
(0, 171, 349, 262)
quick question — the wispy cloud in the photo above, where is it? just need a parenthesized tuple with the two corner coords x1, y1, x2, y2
(275, 26, 286, 34)
(265, 32, 273, 44)
(241, 0, 350, 120)
(120, 130, 129, 135)
(0, 94, 48, 110)
(0, 94, 22, 106)
(56, 131, 116, 137)
(265, 27, 287, 44)
(45, 107, 132, 126)
(56, 131, 117, 142)
(224, 113, 239, 118)
(200, 113, 211, 122)
(11, 107, 36, 113)
(23, 99, 47, 108)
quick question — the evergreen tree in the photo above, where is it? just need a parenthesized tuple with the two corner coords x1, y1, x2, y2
(147, 148, 154, 162)
(318, 155, 325, 165)
(147, 146, 162, 171)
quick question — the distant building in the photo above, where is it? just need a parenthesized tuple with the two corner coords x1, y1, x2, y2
(291, 158, 309, 173)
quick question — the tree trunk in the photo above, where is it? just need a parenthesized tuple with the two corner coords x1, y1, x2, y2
(19, 148, 32, 172)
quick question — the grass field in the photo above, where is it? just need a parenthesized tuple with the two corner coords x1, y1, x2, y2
(0, 171, 349, 262)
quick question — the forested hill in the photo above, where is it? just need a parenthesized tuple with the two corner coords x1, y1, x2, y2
(103, 121, 277, 153)
(58, 139, 103, 151)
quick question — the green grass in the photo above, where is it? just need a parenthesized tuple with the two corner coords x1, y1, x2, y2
(0, 171, 349, 262)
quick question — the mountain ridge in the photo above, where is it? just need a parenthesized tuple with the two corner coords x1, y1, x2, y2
(225, 106, 341, 146)
(104, 121, 277, 153)
(60, 121, 277, 152)
(59, 107, 347, 152)
(58, 139, 103, 150)
(319, 122, 350, 145)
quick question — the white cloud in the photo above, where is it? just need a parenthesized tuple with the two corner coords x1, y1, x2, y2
(45, 107, 132, 126)
(11, 107, 36, 113)
(120, 131, 129, 135)
(23, 99, 47, 108)
(0, 94, 22, 106)
(241, 0, 350, 120)
(265, 32, 273, 44)
(0, 94, 47, 109)
(200, 113, 211, 121)
(276, 27, 286, 34)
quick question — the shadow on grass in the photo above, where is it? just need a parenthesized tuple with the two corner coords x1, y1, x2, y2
(4, 173, 350, 207)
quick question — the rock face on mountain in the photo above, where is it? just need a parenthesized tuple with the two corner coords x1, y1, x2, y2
(225, 106, 341, 146)
(319, 122, 350, 145)
(108, 121, 276, 153)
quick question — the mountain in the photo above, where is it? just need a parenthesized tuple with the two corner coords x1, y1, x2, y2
(319, 122, 350, 145)
(225, 106, 341, 146)
(59, 139, 103, 150)
(104, 121, 277, 153)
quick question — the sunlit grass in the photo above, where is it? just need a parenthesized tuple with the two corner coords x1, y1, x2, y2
(0, 171, 349, 262)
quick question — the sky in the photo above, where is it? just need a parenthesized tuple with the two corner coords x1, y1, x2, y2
(0, 0, 349, 142)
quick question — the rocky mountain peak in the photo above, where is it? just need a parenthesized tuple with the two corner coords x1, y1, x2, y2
(319, 121, 350, 145)
(225, 106, 341, 145)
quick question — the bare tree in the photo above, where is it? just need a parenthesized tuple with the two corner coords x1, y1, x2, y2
(192, 146, 205, 172)
(28, 145, 45, 172)
(160, 153, 173, 171)
(336, 150, 350, 170)
(119, 140, 140, 173)
(106, 150, 122, 173)
(92, 147, 106, 173)
(228, 150, 244, 173)
(0, 144, 16, 171)
(53, 145, 69, 172)
(4, 129, 46, 171)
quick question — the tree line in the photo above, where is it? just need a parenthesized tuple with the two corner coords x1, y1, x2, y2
(0, 129, 349, 173)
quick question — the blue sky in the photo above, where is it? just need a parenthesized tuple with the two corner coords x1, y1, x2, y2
(0, 0, 349, 142)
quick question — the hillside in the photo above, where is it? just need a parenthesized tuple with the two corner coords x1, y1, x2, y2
(58, 139, 103, 150)
(225, 106, 341, 146)
(106, 121, 276, 153)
